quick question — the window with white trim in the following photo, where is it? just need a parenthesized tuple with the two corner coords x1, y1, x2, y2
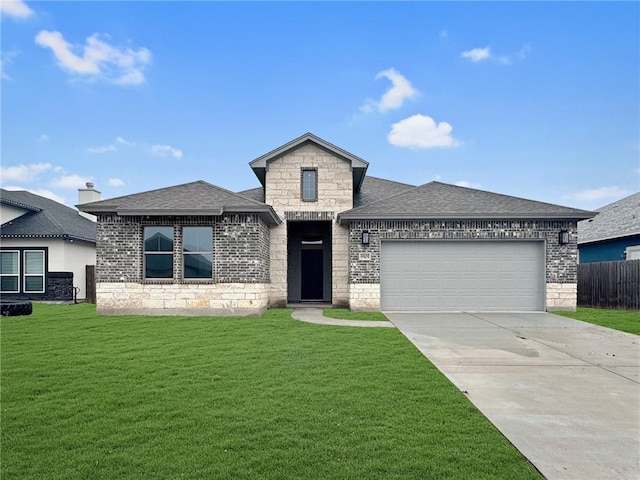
(0, 250, 19, 293)
(144, 226, 174, 278)
(183, 227, 213, 279)
(23, 250, 45, 293)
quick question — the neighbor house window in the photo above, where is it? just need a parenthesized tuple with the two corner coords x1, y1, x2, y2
(23, 250, 45, 293)
(183, 227, 213, 279)
(0, 251, 19, 293)
(301, 168, 317, 201)
(144, 226, 174, 278)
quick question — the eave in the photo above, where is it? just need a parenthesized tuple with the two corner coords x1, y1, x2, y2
(338, 212, 596, 226)
(249, 132, 369, 192)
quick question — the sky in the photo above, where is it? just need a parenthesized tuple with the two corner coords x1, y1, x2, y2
(1, 0, 639, 212)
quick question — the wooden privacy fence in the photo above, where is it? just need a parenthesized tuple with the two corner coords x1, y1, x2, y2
(85, 265, 96, 304)
(577, 260, 639, 310)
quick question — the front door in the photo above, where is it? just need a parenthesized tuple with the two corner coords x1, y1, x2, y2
(301, 247, 323, 300)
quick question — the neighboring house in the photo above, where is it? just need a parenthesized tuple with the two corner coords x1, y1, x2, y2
(78, 133, 594, 316)
(577, 192, 640, 263)
(1, 186, 98, 301)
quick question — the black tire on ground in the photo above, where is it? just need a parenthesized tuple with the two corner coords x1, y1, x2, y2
(1, 302, 33, 316)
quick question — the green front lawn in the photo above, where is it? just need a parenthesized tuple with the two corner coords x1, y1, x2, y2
(1, 304, 541, 479)
(323, 308, 389, 321)
(553, 307, 640, 335)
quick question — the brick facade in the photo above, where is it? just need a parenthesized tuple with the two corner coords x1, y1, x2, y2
(96, 214, 270, 284)
(347, 219, 578, 310)
(94, 213, 270, 315)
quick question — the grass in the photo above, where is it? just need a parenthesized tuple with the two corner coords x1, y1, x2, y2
(323, 308, 389, 321)
(553, 307, 640, 335)
(1, 303, 542, 480)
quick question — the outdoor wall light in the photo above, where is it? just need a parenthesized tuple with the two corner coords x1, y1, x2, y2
(361, 230, 370, 245)
(558, 230, 570, 245)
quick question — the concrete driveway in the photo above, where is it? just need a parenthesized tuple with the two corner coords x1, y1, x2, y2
(385, 312, 640, 480)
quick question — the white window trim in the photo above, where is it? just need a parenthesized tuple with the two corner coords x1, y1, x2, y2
(0, 250, 20, 293)
(23, 250, 45, 294)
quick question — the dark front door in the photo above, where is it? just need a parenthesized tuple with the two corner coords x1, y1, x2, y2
(301, 249, 323, 300)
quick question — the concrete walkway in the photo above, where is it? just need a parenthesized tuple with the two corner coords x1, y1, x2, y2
(386, 312, 640, 480)
(291, 307, 394, 328)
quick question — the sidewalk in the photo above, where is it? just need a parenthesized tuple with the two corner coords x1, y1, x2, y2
(291, 307, 394, 328)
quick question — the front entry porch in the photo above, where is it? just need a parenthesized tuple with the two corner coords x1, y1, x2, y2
(287, 220, 332, 304)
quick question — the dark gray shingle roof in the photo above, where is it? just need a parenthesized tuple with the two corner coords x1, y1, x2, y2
(578, 192, 640, 244)
(339, 181, 595, 223)
(78, 180, 281, 225)
(1, 189, 96, 243)
(237, 186, 264, 203)
(354, 176, 415, 207)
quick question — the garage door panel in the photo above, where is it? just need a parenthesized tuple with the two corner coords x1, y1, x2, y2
(381, 241, 544, 311)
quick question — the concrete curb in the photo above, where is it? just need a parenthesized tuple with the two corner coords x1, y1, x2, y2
(291, 308, 395, 328)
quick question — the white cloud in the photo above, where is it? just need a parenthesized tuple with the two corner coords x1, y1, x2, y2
(151, 144, 183, 159)
(360, 68, 419, 113)
(38, 133, 49, 142)
(461, 44, 530, 65)
(388, 114, 458, 149)
(461, 47, 491, 62)
(455, 181, 481, 189)
(50, 174, 93, 189)
(1, 49, 19, 80)
(35, 30, 151, 85)
(87, 144, 116, 153)
(107, 177, 125, 187)
(0, 0, 33, 19)
(3, 186, 66, 204)
(569, 186, 631, 202)
(115, 136, 132, 146)
(517, 44, 531, 60)
(0, 162, 52, 182)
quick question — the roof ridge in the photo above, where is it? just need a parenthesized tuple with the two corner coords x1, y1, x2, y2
(0, 190, 43, 212)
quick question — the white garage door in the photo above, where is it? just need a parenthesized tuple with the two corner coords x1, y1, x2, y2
(381, 241, 545, 311)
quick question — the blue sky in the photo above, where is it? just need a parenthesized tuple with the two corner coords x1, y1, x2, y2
(1, 1, 638, 211)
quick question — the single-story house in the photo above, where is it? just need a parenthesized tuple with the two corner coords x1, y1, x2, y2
(578, 192, 640, 263)
(78, 133, 594, 316)
(1, 187, 98, 301)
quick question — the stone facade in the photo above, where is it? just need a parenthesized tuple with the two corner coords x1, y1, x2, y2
(264, 143, 353, 307)
(348, 283, 380, 311)
(1, 271, 74, 302)
(546, 283, 577, 311)
(96, 282, 269, 316)
(347, 219, 578, 311)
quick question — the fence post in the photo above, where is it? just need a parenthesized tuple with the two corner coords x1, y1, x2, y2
(85, 265, 96, 304)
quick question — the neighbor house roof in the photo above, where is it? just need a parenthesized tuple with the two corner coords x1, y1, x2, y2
(578, 192, 640, 245)
(338, 181, 595, 224)
(249, 132, 369, 192)
(78, 180, 282, 225)
(1, 189, 96, 243)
